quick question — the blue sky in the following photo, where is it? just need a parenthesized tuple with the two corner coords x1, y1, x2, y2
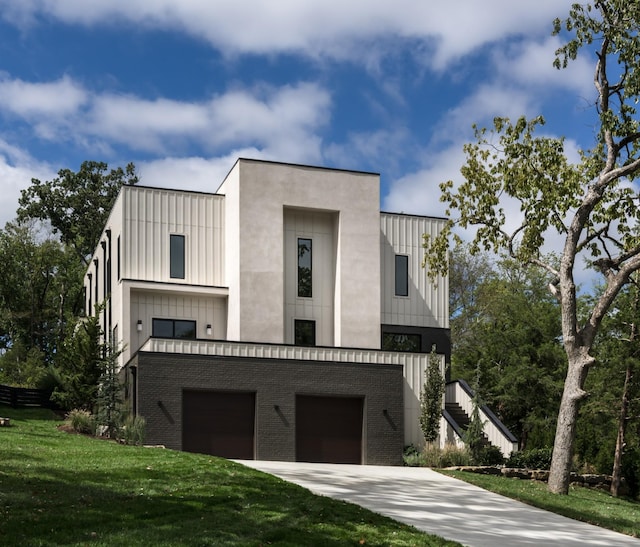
(0, 0, 595, 234)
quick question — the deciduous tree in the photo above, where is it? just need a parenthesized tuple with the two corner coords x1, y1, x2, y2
(18, 161, 138, 265)
(424, 1, 640, 493)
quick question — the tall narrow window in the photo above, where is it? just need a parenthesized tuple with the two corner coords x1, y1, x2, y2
(170, 234, 185, 279)
(295, 319, 316, 346)
(395, 254, 409, 297)
(298, 238, 312, 297)
(87, 273, 92, 315)
(117, 235, 121, 280)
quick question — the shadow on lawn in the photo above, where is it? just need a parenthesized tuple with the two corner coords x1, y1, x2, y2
(0, 458, 410, 546)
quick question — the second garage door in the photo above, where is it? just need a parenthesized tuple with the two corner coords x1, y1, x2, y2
(296, 395, 363, 464)
(182, 390, 255, 459)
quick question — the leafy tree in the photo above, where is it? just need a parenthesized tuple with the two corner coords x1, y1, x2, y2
(450, 248, 566, 450)
(424, 1, 640, 494)
(579, 281, 640, 496)
(420, 349, 446, 444)
(95, 340, 124, 438)
(52, 313, 105, 411)
(0, 222, 84, 384)
(448, 243, 495, 359)
(18, 161, 138, 265)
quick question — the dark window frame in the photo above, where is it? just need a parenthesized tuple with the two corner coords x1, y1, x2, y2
(152, 318, 197, 340)
(170, 234, 186, 279)
(294, 319, 316, 347)
(297, 237, 312, 298)
(395, 254, 409, 297)
(382, 332, 421, 352)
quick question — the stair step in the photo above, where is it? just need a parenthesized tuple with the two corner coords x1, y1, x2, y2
(444, 402, 490, 446)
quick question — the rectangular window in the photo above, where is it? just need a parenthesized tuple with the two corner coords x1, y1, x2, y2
(117, 236, 121, 280)
(382, 333, 421, 352)
(170, 234, 185, 279)
(298, 238, 312, 297)
(294, 319, 316, 347)
(395, 254, 409, 297)
(94, 259, 99, 302)
(152, 318, 197, 340)
(87, 274, 92, 315)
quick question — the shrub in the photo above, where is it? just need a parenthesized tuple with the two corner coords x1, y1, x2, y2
(506, 447, 553, 470)
(404, 444, 473, 467)
(67, 409, 95, 435)
(476, 445, 505, 466)
(120, 415, 146, 446)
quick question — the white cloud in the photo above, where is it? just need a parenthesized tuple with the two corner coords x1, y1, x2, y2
(91, 82, 330, 159)
(0, 74, 331, 161)
(0, 75, 87, 117)
(1, 1, 575, 69)
(0, 140, 55, 229)
(493, 36, 594, 99)
(138, 151, 260, 193)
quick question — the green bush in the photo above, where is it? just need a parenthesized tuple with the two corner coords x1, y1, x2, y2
(506, 447, 553, 469)
(404, 444, 473, 467)
(120, 415, 146, 446)
(476, 445, 505, 466)
(67, 409, 95, 435)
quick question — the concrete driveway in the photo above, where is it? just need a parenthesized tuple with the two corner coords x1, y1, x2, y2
(237, 460, 640, 547)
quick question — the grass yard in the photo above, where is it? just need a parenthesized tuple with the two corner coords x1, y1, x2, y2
(441, 469, 640, 538)
(0, 406, 457, 546)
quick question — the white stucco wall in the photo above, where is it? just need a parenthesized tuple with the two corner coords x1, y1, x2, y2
(218, 159, 382, 348)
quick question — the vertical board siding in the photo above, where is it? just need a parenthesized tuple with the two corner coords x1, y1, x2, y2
(380, 213, 448, 329)
(283, 209, 337, 346)
(121, 187, 225, 286)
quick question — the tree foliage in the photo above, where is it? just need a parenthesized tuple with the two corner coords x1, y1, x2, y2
(450, 246, 566, 451)
(424, 1, 640, 494)
(0, 222, 84, 385)
(420, 349, 446, 444)
(577, 281, 640, 496)
(51, 313, 105, 412)
(18, 161, 138, 265)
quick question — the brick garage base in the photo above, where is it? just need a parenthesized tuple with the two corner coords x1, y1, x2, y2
(128, 352, 405, 466)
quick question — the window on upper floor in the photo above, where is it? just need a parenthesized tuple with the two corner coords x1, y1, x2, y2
(298, 238, 312, 297)
(395, 254, 409, 297)
(152, 318, 196, 340)
(382, 332, 421, 352)
(170, 234, 185, 279)
(295, 319, 316, 346)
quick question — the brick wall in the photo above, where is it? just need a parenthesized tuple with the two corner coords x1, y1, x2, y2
(131, 352, 404, 465)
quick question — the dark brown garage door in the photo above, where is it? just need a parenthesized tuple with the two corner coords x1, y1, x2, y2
(182, 390, 255, 459)
(296, 395, 363, 464)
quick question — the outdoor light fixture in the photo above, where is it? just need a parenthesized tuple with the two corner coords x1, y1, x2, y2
(137, 320, 143, 332)
(206, 324, 212, 335)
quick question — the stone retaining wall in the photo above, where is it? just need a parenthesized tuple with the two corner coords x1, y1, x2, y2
(447, 466, 627, 495)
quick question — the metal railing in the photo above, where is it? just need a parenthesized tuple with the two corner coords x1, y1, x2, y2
(445, 379, 518, 457)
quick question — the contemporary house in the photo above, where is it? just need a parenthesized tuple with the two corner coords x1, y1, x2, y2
(84, 159, 452, 465)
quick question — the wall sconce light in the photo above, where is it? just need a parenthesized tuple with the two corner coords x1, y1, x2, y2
(206, 324, 212, 336)
(137, 320, 143, 332)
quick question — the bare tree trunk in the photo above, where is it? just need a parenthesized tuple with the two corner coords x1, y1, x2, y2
(611, 362, 631, 497)
(548, 352, 591, 494)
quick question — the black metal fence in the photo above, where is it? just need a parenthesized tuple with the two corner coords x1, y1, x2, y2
(0, 384, 57, 409)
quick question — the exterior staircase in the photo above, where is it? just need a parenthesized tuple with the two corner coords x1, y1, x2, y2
(442, 379, 518, 458)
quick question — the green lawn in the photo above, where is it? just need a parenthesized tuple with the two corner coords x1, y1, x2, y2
(440, 469, 640, 538)
(0, 406, 457, 546)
